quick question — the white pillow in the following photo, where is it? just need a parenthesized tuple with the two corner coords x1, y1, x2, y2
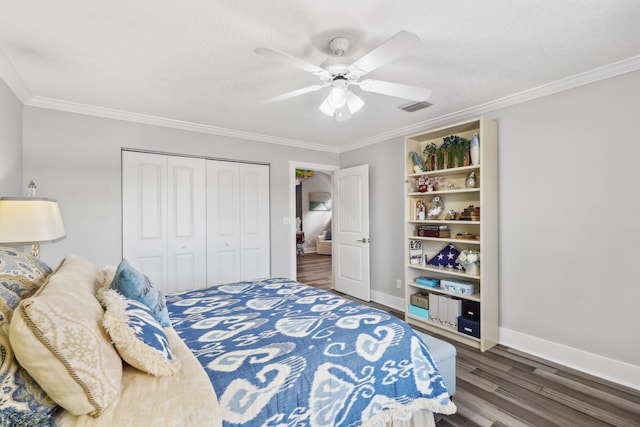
(10, 256, 123, 417)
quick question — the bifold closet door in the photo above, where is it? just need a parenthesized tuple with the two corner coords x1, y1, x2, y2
(122, 151, 206, 292)
(239, 162, 270, 281)
(207, 160, 270, 285)
(166, 155, 206, 292)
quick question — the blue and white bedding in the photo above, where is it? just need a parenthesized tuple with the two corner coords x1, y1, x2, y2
(166, 278, 456, 426)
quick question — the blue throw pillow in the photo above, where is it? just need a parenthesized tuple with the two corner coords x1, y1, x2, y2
(325, 231, 332, 240)
(101, 289, 179, 376)
(110, 259, 170, 327)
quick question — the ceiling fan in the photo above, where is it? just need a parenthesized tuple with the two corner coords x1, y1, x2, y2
(255, 30, 432, 122)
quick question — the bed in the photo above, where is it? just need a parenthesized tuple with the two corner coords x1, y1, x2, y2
(0, 249, 456, 426)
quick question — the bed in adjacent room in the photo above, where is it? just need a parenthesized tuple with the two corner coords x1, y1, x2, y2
(1, 249, 456, 426)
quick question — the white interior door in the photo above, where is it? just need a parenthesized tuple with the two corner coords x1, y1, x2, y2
(333, 164, 370, 301)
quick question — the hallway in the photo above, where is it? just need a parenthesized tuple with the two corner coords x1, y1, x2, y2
(296, 253, 332, 291)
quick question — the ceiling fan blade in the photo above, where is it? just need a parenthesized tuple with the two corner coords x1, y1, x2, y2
(255, 47, 330, 79)
(356, 79, 432, 101)
(350, 31, 421, 76)
(263, 84, 329, 103)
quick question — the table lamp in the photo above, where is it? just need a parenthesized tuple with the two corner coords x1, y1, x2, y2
(0, 197, 66, 257)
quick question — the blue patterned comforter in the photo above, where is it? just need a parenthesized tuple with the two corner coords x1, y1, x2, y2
(166, 278, 456, 426)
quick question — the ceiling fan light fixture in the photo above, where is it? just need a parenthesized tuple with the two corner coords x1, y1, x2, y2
(328, 87, 346, 108)
(319, 90, 364, 121)
(346, 91, 364, 114)
(327, 78, 348, 108)
(319, 98, 335, 117)
(335, 105, 352, 122)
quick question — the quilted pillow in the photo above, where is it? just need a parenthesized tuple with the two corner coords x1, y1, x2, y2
(101, 289, 180, 376)
(0, 247, 57, 426)
(110, 259, 170, 327)
(10, 256, 123, 417)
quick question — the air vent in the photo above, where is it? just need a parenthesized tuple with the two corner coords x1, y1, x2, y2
(399, 101, 432, 112)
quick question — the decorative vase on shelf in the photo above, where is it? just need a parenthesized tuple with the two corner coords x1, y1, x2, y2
(470, 133, 480, 165)
(425, 154, 436, 171)
(465, 263, 479, 276)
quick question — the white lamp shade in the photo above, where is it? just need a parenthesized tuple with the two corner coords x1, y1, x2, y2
(319, 89, 364, 121)
(0, 198, 66, 245)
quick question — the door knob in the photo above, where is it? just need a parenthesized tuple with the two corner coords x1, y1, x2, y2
(357, 238, 370, 243)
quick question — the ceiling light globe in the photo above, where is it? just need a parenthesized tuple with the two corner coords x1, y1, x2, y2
(328, 87, 346, 108)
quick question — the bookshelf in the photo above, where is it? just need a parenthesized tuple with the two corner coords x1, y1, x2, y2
(404, 116, 499, 352)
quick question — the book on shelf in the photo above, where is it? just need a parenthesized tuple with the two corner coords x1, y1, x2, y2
(419, 230, 451, 238)
(419, 225, 449, 230)
(417, 224, 451, 238)
(409, 197, 426, 221)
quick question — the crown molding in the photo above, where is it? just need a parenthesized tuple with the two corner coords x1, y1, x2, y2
(25, 96, 340, 153)
(338, 55, 640, 153)
(0, 45, 32, 102)
(10, 54, 640, 154)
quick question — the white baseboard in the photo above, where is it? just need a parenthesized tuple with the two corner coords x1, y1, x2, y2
(500, 328, 640, 391)
(366, 292, 639, 390)
(370, 290, 405, 313)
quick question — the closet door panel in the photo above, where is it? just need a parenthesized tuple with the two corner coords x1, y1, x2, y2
(122, 151, 168, 290)
(207, 160, 241, 285)
(167, 156, 206, 292)
(240, 163, 270, 280)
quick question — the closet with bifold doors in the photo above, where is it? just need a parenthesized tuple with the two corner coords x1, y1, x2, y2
(122, 150, 270, 293)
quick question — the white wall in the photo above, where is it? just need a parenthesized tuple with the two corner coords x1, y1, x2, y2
(342, 69, 640, 387)
(0, 77, 23, 196)
(492, 69, 640, 372)
(21, 107, 339, 275)
(301, 171, 332, 252)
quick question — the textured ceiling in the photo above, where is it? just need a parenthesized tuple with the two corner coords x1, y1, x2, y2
(1, 0, 639, 152)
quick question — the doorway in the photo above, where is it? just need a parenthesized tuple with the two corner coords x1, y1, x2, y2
(289, 161, 338, 284)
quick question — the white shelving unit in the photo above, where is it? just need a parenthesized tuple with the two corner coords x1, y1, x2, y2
(404, 116, 499, 352)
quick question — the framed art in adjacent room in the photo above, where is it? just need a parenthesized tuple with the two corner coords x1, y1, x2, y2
(309, 192, 331, 211)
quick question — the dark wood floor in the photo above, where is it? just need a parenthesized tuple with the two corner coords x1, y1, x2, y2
(297, 253, 640, 426)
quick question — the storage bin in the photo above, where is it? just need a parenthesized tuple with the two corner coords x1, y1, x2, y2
(461, 300, 480, 321)
(440, 278, 478, 296)
(416, 277, 439, 287)
(457, 316, 480, 338)
(408, 305, 429, 319)
(410, 293, 429, 309)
